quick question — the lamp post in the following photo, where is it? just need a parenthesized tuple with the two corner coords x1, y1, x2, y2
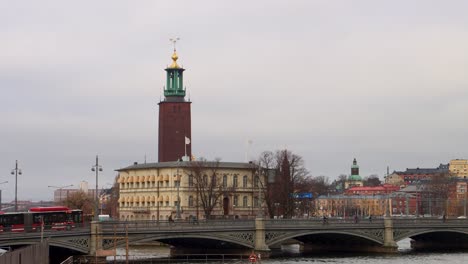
(0, 181, 8, 211)
(11, 160, 22, 212)
(91, 155, 103, 221)
(274, 202, 280, 219)
(175, 172, 181, 220)
(48, 184, 74, 204)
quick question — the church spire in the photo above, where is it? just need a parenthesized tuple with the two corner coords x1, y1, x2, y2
(164, 38, 186, 98)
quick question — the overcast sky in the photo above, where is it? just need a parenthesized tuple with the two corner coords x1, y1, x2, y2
(1, 0, 468, 202)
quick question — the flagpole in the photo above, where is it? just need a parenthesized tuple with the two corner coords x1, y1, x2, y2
(184, 135, 187, 158)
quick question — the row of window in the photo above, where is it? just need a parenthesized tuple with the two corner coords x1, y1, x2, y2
(119, 196, 261, 208)
(119, 175, 261, 189)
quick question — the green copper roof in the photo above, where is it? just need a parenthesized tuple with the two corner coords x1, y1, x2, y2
(349, 174, 362, 181)
(164, 50, 186, 98)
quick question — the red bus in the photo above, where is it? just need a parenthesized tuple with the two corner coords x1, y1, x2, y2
(0, 206, 83, 232)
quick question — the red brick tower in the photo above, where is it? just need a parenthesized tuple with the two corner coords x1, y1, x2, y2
(158, 47, 191, 162)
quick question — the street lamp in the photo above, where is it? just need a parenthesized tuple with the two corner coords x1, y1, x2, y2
(0, 181, 8, 211)
(10, 160, 22, 212)
(48, 184, 74, 204)
(91, 155, 103, 221)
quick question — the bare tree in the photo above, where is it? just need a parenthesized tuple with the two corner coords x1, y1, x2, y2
(185, 158, 234, 219)
(63, 191, 94, 216)
(295, 175, 330, 217)
(106, 175, 120, 218)
(256, 149, 309, 219)
(424, 172, 451, 216)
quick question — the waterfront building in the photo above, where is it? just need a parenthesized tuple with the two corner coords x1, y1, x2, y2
(117, 161, 265, 221)
(344, 158, 363, 189)
(390, 187, 419, 216)
(449, 159, 468, 179)
(316, 194, 388, 218)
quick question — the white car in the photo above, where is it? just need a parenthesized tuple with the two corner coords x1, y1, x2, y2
(457, 216, 467, 219)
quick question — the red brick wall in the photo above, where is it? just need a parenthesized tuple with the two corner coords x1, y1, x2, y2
(158, 101, 192, 162)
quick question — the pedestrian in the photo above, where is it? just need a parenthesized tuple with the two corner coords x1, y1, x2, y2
(354, 215, 359, 224)
(368, 215, 372, 223)
(442, 214, 446, 223)
(322, 215, 328, 225)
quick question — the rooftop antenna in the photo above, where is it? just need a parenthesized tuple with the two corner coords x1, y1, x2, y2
(144, 154, 147, 164)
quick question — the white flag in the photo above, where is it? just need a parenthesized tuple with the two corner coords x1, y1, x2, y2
(185, 136, 191, 145)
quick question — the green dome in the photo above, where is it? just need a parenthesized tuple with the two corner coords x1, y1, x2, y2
(348, 174, 362, 181)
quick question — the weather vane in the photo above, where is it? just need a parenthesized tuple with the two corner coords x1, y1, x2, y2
(170, 37, 180, 51)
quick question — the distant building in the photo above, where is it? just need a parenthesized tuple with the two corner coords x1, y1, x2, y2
(51, 181, 103, 204)
(393, 163, 449, 186)
(345, 184, 400, 196)
(449, 159, 468, 179)
(385, 173, 405, 187)
(344, 158, 363, 189)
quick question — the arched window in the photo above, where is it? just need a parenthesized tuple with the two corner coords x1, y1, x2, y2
(243, 196, 248, 207)
(243, 175, 248, 188)
(189, 196, 194, 207)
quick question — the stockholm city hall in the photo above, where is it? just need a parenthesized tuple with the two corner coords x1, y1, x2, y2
(117, 45, 264, 222)
(158, 47, 192, 162)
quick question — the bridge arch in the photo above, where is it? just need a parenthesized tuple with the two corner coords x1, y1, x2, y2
(0, 239, 88, 254)
(266, 230, 384, 247)
(394, 229, 468, 242)
(103, 232, 254, 250)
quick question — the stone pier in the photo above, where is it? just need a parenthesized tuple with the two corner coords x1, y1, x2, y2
(254, 217, 271, 257)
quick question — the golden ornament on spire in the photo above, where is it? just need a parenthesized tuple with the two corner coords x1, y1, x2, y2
(169, 37, 181, 68)
(169, 50, 180, 68)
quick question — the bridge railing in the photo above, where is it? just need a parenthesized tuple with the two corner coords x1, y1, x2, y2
(392, 217, 468, 227)
(100, 219, 255, 233)
(265, 217, 385, 228)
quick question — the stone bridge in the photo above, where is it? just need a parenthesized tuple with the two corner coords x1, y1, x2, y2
(0, 217, 467, 258)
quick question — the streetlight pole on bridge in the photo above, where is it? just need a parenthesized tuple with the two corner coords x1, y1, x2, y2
(91, 155, 103, 221)
(10, 160, 22, 212)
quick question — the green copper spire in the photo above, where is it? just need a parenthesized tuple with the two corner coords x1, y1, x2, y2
(164, 49, 186, 98)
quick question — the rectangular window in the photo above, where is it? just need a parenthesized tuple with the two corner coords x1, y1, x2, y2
(189, 175, 194, 187)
